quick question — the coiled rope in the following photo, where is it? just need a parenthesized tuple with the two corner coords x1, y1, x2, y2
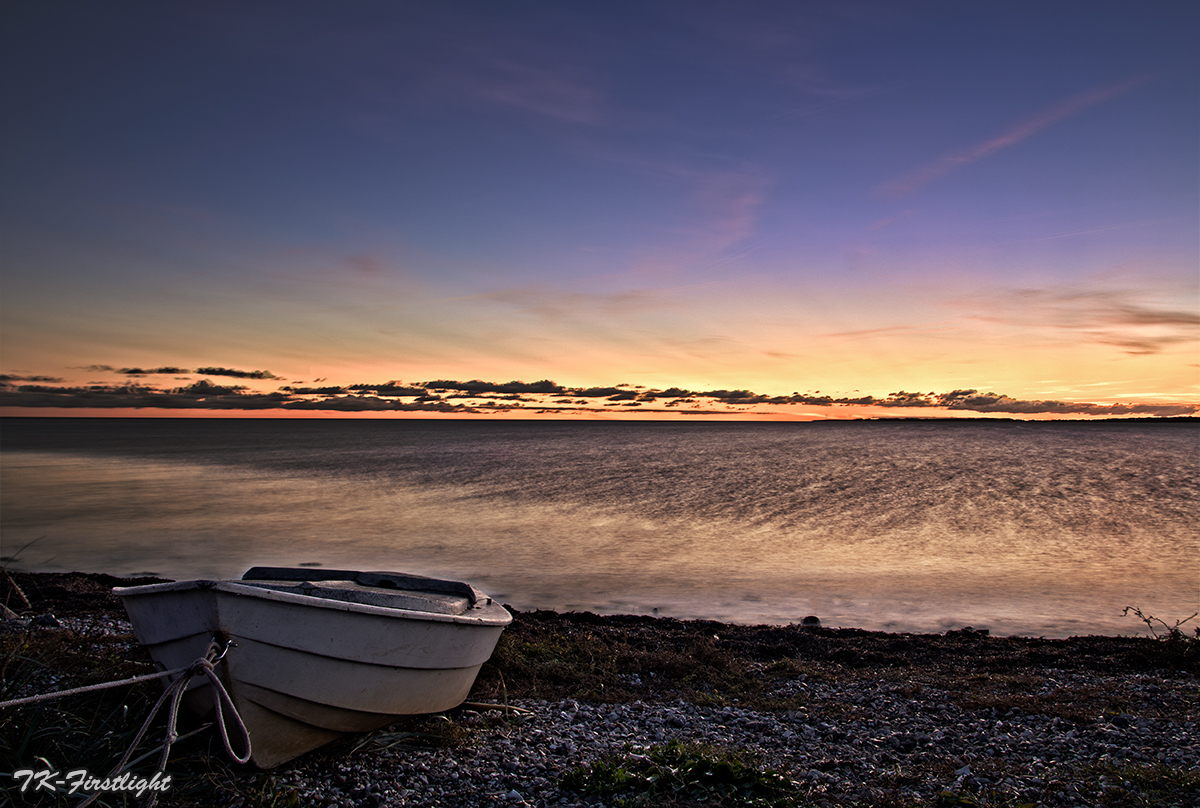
(2, 638, 251, 807)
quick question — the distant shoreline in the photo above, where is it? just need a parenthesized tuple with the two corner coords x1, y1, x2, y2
(2, 413, 1197, 424)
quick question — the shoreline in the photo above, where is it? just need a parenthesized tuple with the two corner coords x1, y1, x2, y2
(1, 565, 1178, 641)
(3, 571, 1198, 807)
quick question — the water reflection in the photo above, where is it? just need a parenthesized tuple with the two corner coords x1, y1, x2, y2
(2, 420, 1196, 637)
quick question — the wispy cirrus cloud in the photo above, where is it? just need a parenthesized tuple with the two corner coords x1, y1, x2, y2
(826, 322, 960, 340)
(459, 285, 674, 321)
(575, 148, 770, 259)
(1006, 218, 1166, 244)
(445, 56, 607, 125)
(878, 73, 1155, 198)
(683, 168, 770, 251)
(963, 285, 1200, 355)
(426, 12, 775, 262)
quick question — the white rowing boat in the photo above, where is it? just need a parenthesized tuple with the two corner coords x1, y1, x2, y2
(115, 567, 512, 768)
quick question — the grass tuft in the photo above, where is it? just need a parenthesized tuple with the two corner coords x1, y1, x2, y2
(1, 629, 167, 807)
(562, 739, 808, 807)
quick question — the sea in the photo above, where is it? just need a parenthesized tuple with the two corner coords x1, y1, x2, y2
(1, 417, 1196, 638)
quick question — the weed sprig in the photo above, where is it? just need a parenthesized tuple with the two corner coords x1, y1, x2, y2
(562, 739, 805, 807)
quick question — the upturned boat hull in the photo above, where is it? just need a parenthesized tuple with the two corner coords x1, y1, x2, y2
(115, 568, 511, 768)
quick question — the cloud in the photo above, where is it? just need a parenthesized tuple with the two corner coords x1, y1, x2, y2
(0, 382, 289, 411)
(347, 382, 428, 397)
(76, 365, 283, 379)
(118, 367, 192, 376)
(281, 385, 351, 395)
(280, 396, 482, 414)
(420, 379, 568, 395)
(453, 59, 606, 125)
(964, 286, 1200, 355)
(1011, 219, 1163, 244)
(571, 387, 627, 398)
(918, 389, 1197, 418)
(470, 286, 670, 321)
(561, 141, 770, 261)
(682, 168, 769, 251)
(628, 160, 770, 254)
(194, 367, 283, 380)
(878, 73, 1154, 198)
(178, 379, 247, 396)
(827, 323, 958, 340)
(1, 374, 1193, 418)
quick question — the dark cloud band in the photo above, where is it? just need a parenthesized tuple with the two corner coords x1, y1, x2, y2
(1, 372, 1194, 418)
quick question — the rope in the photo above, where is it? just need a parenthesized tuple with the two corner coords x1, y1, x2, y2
(79, 639, 251, 807)
(0, 667, 193, 709)
(3, 638, 252, 808)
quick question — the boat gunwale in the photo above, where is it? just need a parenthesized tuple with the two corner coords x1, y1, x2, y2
(113, 579, 513, 627)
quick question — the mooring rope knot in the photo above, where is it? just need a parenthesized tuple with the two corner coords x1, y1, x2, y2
(3, 637, 251, 808)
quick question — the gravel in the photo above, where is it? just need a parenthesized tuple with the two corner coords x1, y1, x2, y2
(259, 672, 1199, 807)
(6, 573, 1199, 807)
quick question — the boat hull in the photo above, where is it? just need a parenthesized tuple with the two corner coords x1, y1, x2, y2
(115, 575, 511, 768)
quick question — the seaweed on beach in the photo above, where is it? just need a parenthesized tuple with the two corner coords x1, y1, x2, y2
(470, 607, 1199, 717)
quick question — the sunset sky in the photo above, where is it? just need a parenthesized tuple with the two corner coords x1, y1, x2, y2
(2, 1, 1197, 419)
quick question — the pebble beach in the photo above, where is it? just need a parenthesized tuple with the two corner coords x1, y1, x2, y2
(2, 572, 1198, 807)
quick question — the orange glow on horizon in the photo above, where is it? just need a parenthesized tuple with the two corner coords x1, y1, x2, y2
(0, 405, 1184, 423)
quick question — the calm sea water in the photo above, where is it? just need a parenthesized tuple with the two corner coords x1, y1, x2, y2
(2, 418, 1196, 637)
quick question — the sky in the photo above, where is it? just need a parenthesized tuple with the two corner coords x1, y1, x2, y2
(1, 0, 1197, 420)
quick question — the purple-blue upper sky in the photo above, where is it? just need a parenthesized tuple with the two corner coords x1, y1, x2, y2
(2, 1, 1196, 419)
